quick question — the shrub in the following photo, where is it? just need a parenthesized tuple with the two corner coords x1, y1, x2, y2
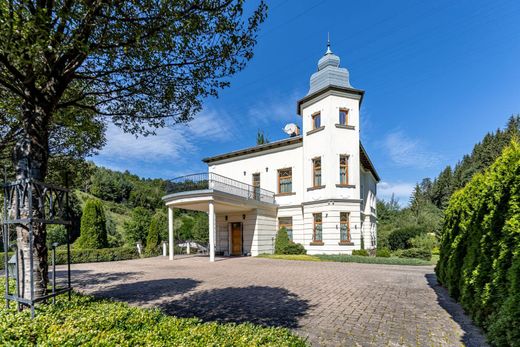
(46, 225, 69, 248)
(55, 247, 140, 264)
(75, 199, 108, 249)
(352, 249, 369, 256)
(435, 141, 520, 346)
(376, 248, 391, 257)
(409, 233, 438, 252)
(274, 227, 291, 255)
(399, 248, 431, 261)
(388, 226, 423, 250)
(146, 211, 163, 254)
(0, 283, 306, 346)
(283, 242, 307, 255)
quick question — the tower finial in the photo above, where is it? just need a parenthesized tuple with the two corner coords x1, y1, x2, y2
(325, 32, 332, 54)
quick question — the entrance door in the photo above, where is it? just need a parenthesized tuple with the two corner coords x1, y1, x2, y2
(252, 173, 260, 200)
(231, 222, 242, 256)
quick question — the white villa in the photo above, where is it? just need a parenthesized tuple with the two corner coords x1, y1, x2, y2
(163, 42, 379, 261)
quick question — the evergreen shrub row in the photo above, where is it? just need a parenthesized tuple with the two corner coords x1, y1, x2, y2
(435, 141, 520, 347)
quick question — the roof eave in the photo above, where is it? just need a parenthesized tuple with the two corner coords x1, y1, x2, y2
(297, 85, 365, 115)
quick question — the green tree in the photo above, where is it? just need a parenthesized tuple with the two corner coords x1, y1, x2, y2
(146, 210, 168, 253)
(0, 0, 266, 297)
(191, 213, 209, 242)
(124, 207, 152, 247)
(256, 130, 270, 145)
(76, 199, 108, 249)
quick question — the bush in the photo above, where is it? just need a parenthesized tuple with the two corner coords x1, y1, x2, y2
(274, 227, 291, 255)
(75, 199, 108, 249)
(398, 248, 431, 261)
(352, 249, 369, 256)
(55, 247, 140, 264)
(283, 243, 307, 255)
(376, 248, 391, 257)
(46, 225, 69, 248)
(435, 141, 520, 346)
(274, 227, 306, 255)
(409, 233, 438, 252)
(146, 211, 163, 254)
(388, 226, 423, 250)
(0, 283, 306, 346)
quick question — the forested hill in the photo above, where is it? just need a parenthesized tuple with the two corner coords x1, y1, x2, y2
(377, 115, 520, 250)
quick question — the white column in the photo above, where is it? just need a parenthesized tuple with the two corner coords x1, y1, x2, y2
(208, 201, 215, 262)
(168, 207, 174, 260)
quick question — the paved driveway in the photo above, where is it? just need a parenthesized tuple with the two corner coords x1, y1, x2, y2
(64, 256, 487, 346)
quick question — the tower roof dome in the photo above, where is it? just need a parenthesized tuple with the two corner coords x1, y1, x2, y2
(308, 38, 352, 95)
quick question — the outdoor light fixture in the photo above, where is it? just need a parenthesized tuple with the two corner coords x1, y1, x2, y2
(243, 171, 246, 176)
(242, 214, 246, 220)
(265, 167, 268, 172)
(225, 215, 228, 221)
(7, 254, 17, 280)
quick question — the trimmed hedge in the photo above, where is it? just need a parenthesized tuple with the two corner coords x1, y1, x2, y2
(75, 198, 108, 249)
(388, 226, 423, 250)
(375, 248, 391, 258)
(352, 249, 369, 256)
(398, 248, 431, 261)
(436, 141, 520, 347)
(0, 282, 306, 346)
(1, 247, 139, 270)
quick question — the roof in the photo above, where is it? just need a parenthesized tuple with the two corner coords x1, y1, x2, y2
(296, 85, 364, 115)
(202, 135, 380, 182)
(202, 136, 303, 164)
(360, 142, 380, 182)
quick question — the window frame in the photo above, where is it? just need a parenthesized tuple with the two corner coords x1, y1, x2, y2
(277, 168, 293, 194)
(339, 155, 349, 185)
(312, 213, 323, 243)
(340, 212, 351, 242)
(312, 112, 321, 129)
(339, 108, 349, 126)
(312, 157, 322, 188)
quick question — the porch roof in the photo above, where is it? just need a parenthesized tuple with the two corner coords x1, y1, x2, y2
(162, 173, 277, 213)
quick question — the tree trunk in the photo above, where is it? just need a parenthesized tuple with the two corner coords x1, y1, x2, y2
(13, 101, 50, 300)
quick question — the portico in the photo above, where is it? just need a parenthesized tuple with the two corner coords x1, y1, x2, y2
(162, 173, 277, 261)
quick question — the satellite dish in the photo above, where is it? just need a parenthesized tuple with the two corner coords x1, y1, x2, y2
(283, 123, 300, 136)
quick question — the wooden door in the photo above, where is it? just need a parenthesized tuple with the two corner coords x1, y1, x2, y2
(231, 222, 242, 256)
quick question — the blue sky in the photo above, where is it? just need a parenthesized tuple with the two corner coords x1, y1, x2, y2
(91, 0, 520, 205)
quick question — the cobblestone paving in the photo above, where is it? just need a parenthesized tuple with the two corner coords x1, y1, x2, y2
(64, 256, 488, 347)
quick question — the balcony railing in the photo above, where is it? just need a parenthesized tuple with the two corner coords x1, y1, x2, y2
(165, 173, 275, 204)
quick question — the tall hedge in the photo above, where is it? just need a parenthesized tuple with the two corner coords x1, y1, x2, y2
(435, 141, 520, 347)
(146, 211, 167, 254)
(75, 199, 108, 249)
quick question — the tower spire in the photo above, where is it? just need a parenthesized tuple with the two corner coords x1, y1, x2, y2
(325, 32, 332, 54)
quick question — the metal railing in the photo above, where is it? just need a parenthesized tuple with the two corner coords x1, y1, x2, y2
(166, 172, 275, 204)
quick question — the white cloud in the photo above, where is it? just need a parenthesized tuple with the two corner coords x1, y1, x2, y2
(184, 109, 235, 142)
(378, 181, 415, 206)
(383, 130, 442, 168)
(99, 124, 197, 163)
(246, 90, 301, 126)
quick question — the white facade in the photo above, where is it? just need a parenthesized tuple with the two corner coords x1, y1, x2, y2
(163, 43, 379, 259)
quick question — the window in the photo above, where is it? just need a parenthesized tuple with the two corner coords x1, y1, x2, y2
(279, 217, 293, 241)
(312, 112, 321, 129)
(313, 157, 322, 187)
(313, 213, 323, 242)
(339, 155, 348, 185)
(278, 168, 292, 194)
(340, 212, 350, 242)
(339, 109, 349, 125)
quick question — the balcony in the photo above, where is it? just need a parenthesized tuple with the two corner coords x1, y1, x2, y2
(165, 173, 275, 204)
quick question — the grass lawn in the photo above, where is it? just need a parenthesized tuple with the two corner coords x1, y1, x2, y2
(0, 283, 306, 346)
(258, 253, 436, 266)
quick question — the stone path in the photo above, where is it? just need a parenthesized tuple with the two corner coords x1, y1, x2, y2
(61, 256, 488, 346)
